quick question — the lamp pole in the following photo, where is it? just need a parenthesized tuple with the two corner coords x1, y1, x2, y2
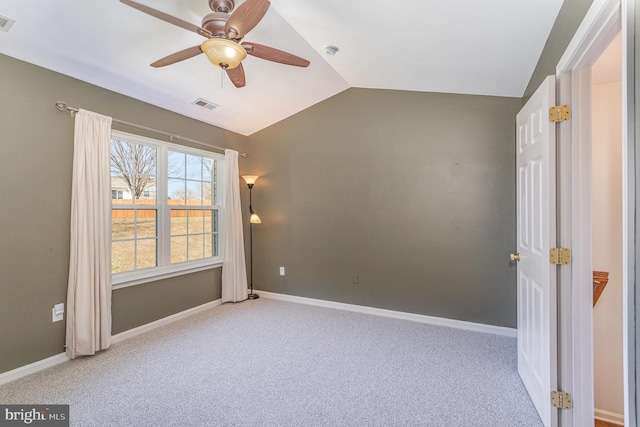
(242, 176, 261, 300)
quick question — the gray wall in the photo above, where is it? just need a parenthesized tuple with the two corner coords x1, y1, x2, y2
(0, 53, 247, 374)
(247, 88, 522, 327)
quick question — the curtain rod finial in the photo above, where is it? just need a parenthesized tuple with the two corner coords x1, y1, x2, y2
(55, 101, 79, 116)
(55, 101, 68, 112)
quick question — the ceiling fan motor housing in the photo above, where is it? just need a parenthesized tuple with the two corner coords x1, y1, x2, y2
(209, 0, 234, 13)
(201, 12, 231, 36)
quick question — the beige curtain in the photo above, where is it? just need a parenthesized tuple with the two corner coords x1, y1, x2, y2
(221, 149, 248, 302)
(66, 109, 113, 359)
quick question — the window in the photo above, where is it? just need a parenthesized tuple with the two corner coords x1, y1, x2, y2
(110, 131, 224, 287)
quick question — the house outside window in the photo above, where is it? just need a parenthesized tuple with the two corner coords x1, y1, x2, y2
(110, 131, 224, 287)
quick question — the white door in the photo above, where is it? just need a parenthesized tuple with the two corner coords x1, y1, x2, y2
(515, 75, 558, 427)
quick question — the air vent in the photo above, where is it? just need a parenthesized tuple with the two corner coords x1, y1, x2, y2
(192, 98, 219, 110)
(0, 15, 16, 32)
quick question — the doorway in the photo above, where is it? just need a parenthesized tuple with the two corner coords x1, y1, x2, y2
(554, 0, 635, 425)
(591, 32, 624, 426)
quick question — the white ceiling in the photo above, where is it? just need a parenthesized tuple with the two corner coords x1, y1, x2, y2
(0, 0, 563, 136)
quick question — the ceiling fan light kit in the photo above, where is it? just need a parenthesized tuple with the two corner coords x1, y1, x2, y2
(120, 0, 310, 88)
(201, 38, 247, 69)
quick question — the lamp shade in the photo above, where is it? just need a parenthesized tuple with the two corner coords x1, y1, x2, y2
(242, 175, 260, 186)
(250, 212, 262, 224)
(201, 38, 247, 69)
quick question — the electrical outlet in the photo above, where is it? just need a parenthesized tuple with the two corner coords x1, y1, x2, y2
(280, 267, 285, 276)
(52, 303, 64, 322)
(352, 274, 359, 284)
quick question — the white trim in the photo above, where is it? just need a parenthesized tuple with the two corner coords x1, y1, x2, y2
(555, 0, 628, 426)
(257, 291, 517, 338)
(112, 262, 222, 289)
(0, 353, 69, 386)
(557, 0, 622, 73)
(0, 299, 223, 385)
(112, 298, 222, 343)
(621, 2, 636, 426)
(594, 408, 625, 425)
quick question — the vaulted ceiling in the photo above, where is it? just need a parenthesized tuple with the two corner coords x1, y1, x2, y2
(0, 0, 563, 135)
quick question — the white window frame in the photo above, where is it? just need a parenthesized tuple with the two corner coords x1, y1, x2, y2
(111, 130, 225, 289)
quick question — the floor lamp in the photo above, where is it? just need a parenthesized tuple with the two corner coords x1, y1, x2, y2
(242, 175, 261, 300)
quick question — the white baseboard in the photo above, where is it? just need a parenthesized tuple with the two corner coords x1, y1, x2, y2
(112, 298, 222, 343)
(0, 298, 223, 385)
(0, 353, 69, 386)
(595, 408, 624, 425)
(257, 290, 517, 337)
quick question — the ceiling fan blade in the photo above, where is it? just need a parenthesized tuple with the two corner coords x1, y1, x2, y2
(151, 46, 204, 68)
(242, 42, 310, 67)
(225, 64, 246, 88)
(120, 0, 212, 38)
(224, 0, 270, 39)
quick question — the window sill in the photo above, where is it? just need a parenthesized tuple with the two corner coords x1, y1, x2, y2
(112, 260, 223, 290)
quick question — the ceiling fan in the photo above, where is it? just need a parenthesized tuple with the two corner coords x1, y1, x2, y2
(120, 0, 310, 88)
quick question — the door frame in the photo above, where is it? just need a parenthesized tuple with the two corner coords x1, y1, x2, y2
(555, 0, 636, 425)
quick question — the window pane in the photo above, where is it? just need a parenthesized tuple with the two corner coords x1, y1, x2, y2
(137, 211, 156, 239)
(202, 182, 212, 206)
(129, 176, 156, 204)
(136, 239, 157, 269)
(204, 211, 212, 232)
(119, 189, 133, 204)
(213, 233, 219, 256)
(186, 181, 202, 205)
(171, 211, 187, 236)
(171, 236, 187, 263)
(111, 140, 156, 203)
(213, 210, 218, 233)
(188, 235, 204, 260)
(204, 234, 213, 258)
(188, 210, 204, 233)
(112, 241, 134, 273)
(112, 211, 134, 240)
(203, 158, 213, 181)
(134, 179, 156, 204)
(168, 179, 186, 204)
(168, 151, 185, 178)
(186, 154, 202, 180)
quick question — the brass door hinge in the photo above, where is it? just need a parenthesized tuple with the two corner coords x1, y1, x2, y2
(550, 248, 571, 265)
(549, 105, 570, 122)
(551, 390, 573, 409)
